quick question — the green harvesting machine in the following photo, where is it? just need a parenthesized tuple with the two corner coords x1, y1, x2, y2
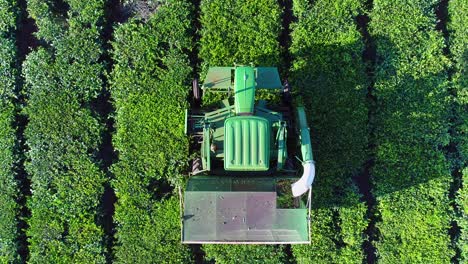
(182, 66, 315, 244)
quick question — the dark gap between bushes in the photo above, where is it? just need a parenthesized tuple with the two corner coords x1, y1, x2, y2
(189, 1, 207, 263)
(435, 0, 463, 262)
(91, 0, 125, 263)
(278, 0, 297, 262)
(14, 0, 39, 261)
(190, 0, 202, 80)
(435, 0, 450, 56)
(279, 0, 293, 78)
(50, 0, 70, 19)
(355, 0, 379, 263)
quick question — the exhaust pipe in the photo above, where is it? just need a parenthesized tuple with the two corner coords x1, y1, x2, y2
(292, 160, 315, 197)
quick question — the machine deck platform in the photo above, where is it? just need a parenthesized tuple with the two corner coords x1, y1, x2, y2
(182, 177, 310, 244)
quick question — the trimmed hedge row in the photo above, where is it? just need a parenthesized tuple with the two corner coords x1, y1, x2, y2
(0, 0, 19, 262)
(23, 0, 107, 262)
(203, 245, 287, 264)
(199, 0, 281, 70)
(289, 0, 368, 263)
(448, 0, 467, 261)
(199, 0, 286, 262)
(459, 168, 468, 262)
(26, 0, 65, 43)
(109, 1, 193, 262)
(369, 0, 453, 262)
(0, 101, 17, 264)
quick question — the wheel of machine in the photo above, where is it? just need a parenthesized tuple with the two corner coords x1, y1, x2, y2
(282, 80, 292, 105)
(192, 78, 201, 102)
(191, 157, 202, 174)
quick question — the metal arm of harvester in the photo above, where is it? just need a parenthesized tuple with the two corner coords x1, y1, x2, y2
(200, 122, 211, 172)
(291, 106, 315, 197)
(275, 121, 288, 170)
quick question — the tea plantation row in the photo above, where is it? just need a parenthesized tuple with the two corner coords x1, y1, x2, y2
(369, 0, 453, 262)
(0, 0, 465, 263)
(449, 0, 467, 261)
(0, 0, 20, 262)
(289, 0, 369, 262)
(23, 0, 107, 262)
(109, 0, 193, 263)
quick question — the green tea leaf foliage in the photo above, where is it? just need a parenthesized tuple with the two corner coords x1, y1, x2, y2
(0, 102, 18, 264)
(204, 244, 287, 264)
(449, 0, 467, 261)
(110, 1, 193, 262)
(290, 0, 368, 262)
(23, 0, 107, 262)
(199, 0, 281, 69)
(0, 0, 19, 262)
(0, 0, 17, 33)
(370, 0, 453, 262)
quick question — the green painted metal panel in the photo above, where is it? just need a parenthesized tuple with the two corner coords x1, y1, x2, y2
(276, 123, 287, 170)
(204, 67, 232, 89)
(234, 67, 255, 114)
(186, 176, 276, 192)
(224, 116, 270, 171)
(202, 66, 282, 91)
(202, 105, 234, 159)
(256, 67, 282, 89)
(297, 107, 313, 161)
(201, 125, 211, 171)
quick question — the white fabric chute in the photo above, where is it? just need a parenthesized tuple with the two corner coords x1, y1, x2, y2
(291, 161, 315, 197)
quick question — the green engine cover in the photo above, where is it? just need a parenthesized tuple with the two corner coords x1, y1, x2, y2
(234, 66, 255, 114)
(224, 116, 270, 171)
